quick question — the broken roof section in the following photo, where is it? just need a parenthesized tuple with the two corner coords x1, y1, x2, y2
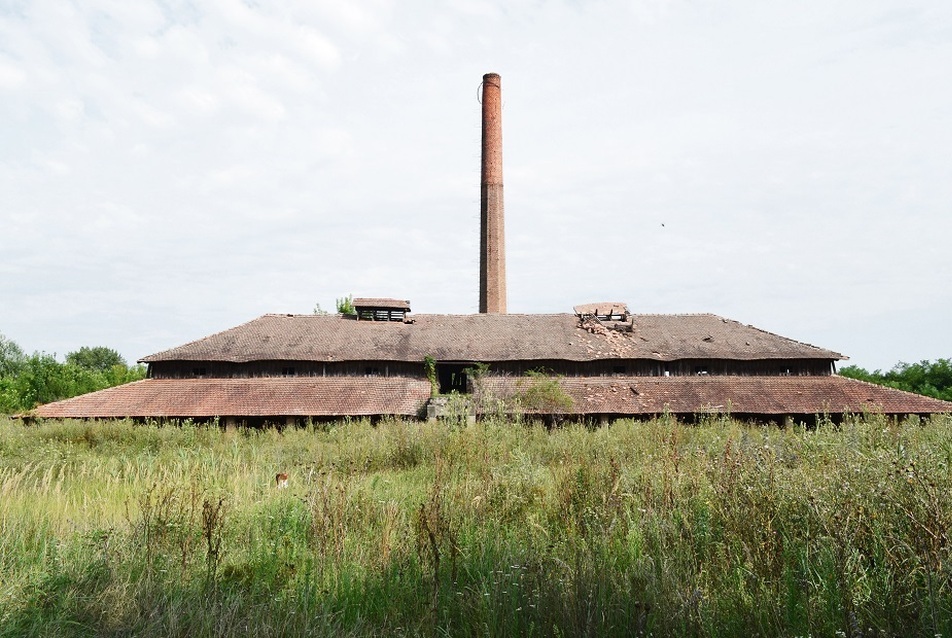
(140, 312, 844, 365)
(574, 302, 630, 320)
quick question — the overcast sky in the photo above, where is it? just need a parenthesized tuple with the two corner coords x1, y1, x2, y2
(2, 0, 950, 372)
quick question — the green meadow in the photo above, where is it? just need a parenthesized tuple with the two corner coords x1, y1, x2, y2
(2, 414, 951, 637)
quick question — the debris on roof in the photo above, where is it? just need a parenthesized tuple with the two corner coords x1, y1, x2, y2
(574, 302, 630, 320)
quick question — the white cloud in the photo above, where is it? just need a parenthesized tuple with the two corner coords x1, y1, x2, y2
(0, 0, 950, 371)
(176, 86, 220, 114)
(52, 97, 86, 121)
(132, 36, 161, 59)
(292, 26, 341, 70)
(0, 56, 26, 89)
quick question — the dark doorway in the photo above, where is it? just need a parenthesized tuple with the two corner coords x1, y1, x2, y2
(437, 363, 469, 394)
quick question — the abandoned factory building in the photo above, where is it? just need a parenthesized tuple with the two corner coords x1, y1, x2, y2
(29, 299, 952, 424)
(26, 73, 952, 423)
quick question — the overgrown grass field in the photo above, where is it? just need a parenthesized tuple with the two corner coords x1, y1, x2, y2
(2, 414, 952, 636)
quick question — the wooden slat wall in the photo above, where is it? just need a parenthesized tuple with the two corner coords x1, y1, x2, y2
(150, 358, 833, 380)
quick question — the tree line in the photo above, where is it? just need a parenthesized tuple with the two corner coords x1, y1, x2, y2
(0, 333, 146, 414)
(839, 359, 952, 402)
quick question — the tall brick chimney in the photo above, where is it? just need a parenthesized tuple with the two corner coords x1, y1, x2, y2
(479, 72, 506, 314)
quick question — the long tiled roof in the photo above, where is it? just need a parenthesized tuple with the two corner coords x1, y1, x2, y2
(28, 377, 432, 419)
(27, 375, 950, 420)
(141, 313, 843, 364)
(480, 375, 952, 415)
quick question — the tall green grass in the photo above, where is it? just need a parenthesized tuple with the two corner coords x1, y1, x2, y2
(2, 414, 951, 636)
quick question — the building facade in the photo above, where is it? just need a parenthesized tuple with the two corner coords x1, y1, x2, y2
(30, 300, 952, 424)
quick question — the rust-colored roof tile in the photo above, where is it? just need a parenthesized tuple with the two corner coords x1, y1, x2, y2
(479, 375, 952, 416)
(29, 377, 431, 419)
(27, 375, 951, 420)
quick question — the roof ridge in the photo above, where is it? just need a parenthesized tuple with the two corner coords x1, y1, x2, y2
(263, 313, 334, 318)
(254, 311, 733, 319)
(630, 312, 720, 318)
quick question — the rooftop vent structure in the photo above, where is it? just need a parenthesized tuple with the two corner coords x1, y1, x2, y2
(353, 298, 411, 322)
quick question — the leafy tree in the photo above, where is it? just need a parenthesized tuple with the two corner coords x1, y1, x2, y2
(313, 295, 356, 315)
(0, 333, 25, 377)
(10, 353, 86, 410)
(0, 377, 19, 414)
(104, 362, 147, 386)
(66, 346, 126, 373)
(336, 294, 356, 315)
(0, 337, 147, 414)
(841, 359, 952, 402)
(838, 365, 878, 384)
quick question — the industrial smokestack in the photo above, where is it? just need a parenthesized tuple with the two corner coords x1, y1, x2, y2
(479, 72, 506, 314)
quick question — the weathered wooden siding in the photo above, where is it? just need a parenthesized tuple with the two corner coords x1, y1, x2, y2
(483, 358, 833, 377)
(149, 357, 833, 380)
(149, 360, 425, 379)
